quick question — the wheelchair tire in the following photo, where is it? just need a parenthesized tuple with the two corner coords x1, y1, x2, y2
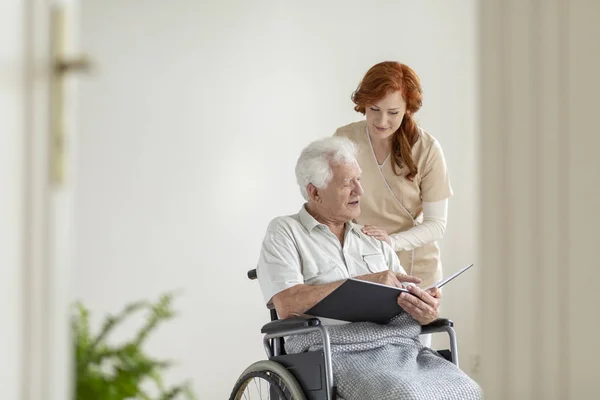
(229, 360, 306, 400)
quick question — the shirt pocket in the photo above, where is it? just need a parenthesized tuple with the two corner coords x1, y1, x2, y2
(362, 253, 387, 273)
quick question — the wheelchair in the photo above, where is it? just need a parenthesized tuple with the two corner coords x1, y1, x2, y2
(229, 269, 461, 400)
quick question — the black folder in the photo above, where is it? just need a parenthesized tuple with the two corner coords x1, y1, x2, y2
(305, 278, 410, 324)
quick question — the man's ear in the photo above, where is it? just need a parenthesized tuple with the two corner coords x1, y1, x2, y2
(307, 183, 320, 203)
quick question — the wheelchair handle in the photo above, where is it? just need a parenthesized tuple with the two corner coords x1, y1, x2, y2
(248, 269, 258, 280)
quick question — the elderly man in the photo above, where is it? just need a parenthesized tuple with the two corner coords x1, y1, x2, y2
(257, 137, 482, 400)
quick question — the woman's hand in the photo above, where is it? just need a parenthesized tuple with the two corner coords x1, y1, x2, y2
(362, 225, 392, 246)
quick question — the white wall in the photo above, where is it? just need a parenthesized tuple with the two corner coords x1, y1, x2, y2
(74, 0, 479, 397)
(0, 0, 23, 398)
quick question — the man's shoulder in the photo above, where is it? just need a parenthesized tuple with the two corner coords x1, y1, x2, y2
(265, 213, 304, 237)
(350, 223, 396, 255)
(351, 223, 385, 246)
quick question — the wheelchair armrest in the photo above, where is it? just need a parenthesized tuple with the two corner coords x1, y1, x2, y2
(261, 316, 322, 334)
(421, 318, 454, 335)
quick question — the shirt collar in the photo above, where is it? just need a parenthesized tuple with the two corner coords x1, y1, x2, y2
(298, 204, 361, 237)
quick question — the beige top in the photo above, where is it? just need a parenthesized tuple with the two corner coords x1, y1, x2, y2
(256, 204, 406, 308)
(334, 120, 453, 288)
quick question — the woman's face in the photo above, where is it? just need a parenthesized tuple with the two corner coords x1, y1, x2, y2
(364, 90, 406, 140)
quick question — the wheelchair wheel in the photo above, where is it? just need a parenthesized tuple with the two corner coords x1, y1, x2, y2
(229, 360, 306, 400)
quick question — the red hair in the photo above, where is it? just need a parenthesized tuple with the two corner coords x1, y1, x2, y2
(351, 62, 423, 181)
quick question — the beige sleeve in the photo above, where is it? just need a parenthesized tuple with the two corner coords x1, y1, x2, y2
(420, 139, 454, 202)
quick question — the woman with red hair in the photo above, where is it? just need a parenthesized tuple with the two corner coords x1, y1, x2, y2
(334, 62, 453, 339)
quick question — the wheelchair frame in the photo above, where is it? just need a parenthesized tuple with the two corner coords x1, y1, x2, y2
(248, 269, 460, 400)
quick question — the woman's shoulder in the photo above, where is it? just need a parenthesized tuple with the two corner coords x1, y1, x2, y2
(416, 126, 439, 147)
(415, 126, 444, 154)
(415, 126, 448, 166)
(333, 120, 367, 140)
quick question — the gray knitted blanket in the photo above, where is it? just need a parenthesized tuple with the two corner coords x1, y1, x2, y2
(285, 313, 483, 400)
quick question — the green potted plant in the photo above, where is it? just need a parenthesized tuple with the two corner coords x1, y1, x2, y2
(72, 292, 196, 400)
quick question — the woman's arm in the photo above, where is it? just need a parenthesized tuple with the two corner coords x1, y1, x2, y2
(388, 198, 448, 251)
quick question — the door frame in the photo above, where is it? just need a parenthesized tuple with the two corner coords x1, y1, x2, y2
(20, 0, 79, 399)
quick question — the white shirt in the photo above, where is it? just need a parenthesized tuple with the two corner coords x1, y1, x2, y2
(257, 204, 407, 308)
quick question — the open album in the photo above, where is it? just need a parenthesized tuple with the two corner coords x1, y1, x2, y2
(305, 264, 474, 324)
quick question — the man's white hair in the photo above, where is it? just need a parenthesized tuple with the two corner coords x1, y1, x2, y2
(295, 136, 359, 201)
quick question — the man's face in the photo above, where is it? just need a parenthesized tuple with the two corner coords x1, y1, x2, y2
(313, 161, 364, 223)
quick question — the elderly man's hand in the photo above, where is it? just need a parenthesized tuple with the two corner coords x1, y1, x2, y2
(397, 285, 441, 325)
(355, 270, 421, 288)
